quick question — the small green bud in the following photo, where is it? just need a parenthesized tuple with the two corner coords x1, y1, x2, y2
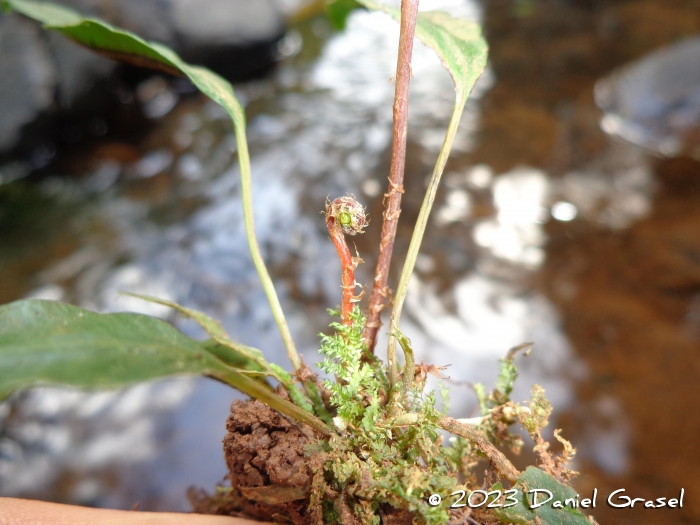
(325, 195, 367, 235)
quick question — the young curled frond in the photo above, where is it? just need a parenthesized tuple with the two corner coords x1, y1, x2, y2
(325, 195, 367, 236)
(325, 196, 367, 325)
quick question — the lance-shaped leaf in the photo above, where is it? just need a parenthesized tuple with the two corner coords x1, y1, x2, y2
(0, 299, 225, 398)
(1, 0, 241, 117)
(121, 294, 317, 413)
(0, 299, 332, 435)
(1, 0, 303, 371)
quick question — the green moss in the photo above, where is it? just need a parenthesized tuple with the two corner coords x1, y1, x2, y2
(314, 308, 463, 525)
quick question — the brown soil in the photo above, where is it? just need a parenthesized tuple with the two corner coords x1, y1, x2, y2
(192, 399, 417, 525)
(191, 399, 506, 525)
(190, 398, 320, 524)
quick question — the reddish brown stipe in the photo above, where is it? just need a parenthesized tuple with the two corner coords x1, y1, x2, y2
(363, 0, 420, 353)
(325, 196, 367, 325)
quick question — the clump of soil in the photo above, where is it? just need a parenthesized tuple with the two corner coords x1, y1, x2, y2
(190, 399, 319, 524)
(189, 399, 491, 525)
(224, 399, 314, 489)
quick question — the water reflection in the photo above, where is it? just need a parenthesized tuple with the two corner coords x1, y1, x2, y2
(1, 1, 700, 524)
(473, 167, 548, 268)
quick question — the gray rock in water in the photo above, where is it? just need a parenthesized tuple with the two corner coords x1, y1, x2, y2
(0, 0, 285, 153)
(54, 0, 285, 48)
(595, 36, 700, 158)
(0, 15, 56, 150)
(172, 0, 285, 47)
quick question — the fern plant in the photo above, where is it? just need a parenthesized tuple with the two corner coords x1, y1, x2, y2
(0, 1, 593, 524)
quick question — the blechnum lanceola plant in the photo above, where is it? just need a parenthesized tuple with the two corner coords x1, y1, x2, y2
(0, 0, 591, 524)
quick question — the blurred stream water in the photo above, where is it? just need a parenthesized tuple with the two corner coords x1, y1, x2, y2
(1, 1, 699, 524)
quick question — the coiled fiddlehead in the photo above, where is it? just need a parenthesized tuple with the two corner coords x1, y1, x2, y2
(325, 196, 367, 325)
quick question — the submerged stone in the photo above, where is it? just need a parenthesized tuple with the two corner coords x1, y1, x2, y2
(595, 36, 700, 159)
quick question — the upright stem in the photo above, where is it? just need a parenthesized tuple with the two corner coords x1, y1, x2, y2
(387, 103, 463, 388)
(364, 0, 420, 353)
(234, 114, 303, 371)
(325, 196, 367, 326)
(327, 215, 356, 325)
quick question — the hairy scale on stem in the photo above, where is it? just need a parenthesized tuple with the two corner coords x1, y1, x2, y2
(325, 196, 367, 325)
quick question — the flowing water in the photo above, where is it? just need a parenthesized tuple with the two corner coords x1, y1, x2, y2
(1, 1, 699, 524)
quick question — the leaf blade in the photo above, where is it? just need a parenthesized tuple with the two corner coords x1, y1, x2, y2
(3, 0, 303, 374)
(0, 299, 333, 435)
(356, 0, 488, 104)
(0, 299, 221, 398)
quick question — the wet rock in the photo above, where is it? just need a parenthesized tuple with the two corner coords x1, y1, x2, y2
(55, 0, 285, 51)
(171, 0, 284, 47)
(0, 15, 56, 150)
(595, 36, 700, 158)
